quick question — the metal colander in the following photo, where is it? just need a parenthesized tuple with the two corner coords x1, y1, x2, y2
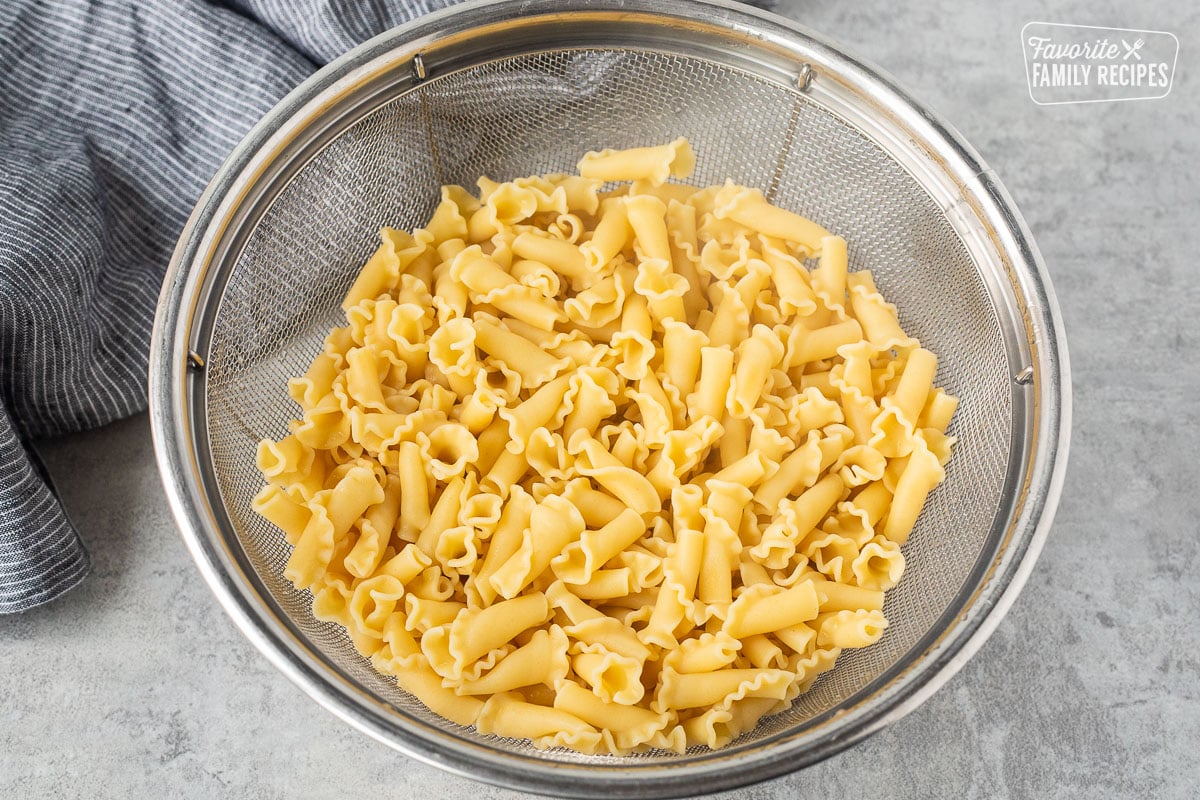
(149, 1, 1070, 796)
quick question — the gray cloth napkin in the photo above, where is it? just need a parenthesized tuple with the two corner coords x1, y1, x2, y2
(0, 0, 774, 613)
(0, 0, 457, 613)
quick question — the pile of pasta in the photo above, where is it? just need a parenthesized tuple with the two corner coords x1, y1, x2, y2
(252, 139, 958, 755)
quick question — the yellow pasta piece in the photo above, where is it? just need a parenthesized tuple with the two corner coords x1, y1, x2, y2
(851, 537, 906, 591)
(625, 194, 672, 261)
(752, 431, 822, 511)
(433, 525, 480, 576)
(709, 451, 772, 490)
(816, 609, 889, 649)
(920, 388, 959, 433)
(774, 622, 817, 655)
(656, 667, 793, 711)
(682, 696, 782, 751)
(701, 479, 751, 533)
(610, 293, 655, 381)
(783, 473, 844, 535)
(489, 496, 587, 600)
(696, 515, 740, 607)
(288, 351, 340, 409)
(811, 577, 885, 612)
(342, 228, 427, 311)
(473, 316, 569, 389)
(551, 508, 647, 586)
(730, 324, 786, 418)
(704, 282, 750, 349)
(564, 614, 651, 660)
(577, 138, 696, 186)
(724, 580, 822, 638)
(476, 692, 602, 753)
(660, 319, 709, 404)
(832, 445, 887, 487)
(512, 232, 592, 288)
(498, 374, 572, 452)
(805, 531, 859, 584)
(564, 482, 626, 529)
(847, 271, 912, 349)
(345, 474, 402, 577)
(645, 418, 722, 499)
(883, 435, 946, 544)
(414, 476, 463, 556)
(449, 247, 563, 331)
(579, 198, 631, 271)
(404, 595, 464, 634)
(282, 505, 337, 589)
(395, 441, 430, 543)
(479, 447, 528, 497)
(671, 484, 705, 534)
(553, 681, 671, 753)
(688, 346, 735, 422)
(759, 236, 818, 316)
(454, 626, 570, 695)
(406, 565, 455, 602)
(573, 648, 645, 705)
(256, 434, 314, 483)
(560, 367, 618, 442)
(416, 424, 478, 481)
(787, 319, 864, 367)
(634, 257, 688, 324)
(888, 347, 938, 426)
(448, 592, 550, 669)
(292, 398, 351, 451)
(251, 484, 311, 544)
(568, 432, 659, 515)
(566, 569, 632, 600)
(378, 543, 433, 586)
(811, 235, 848, 314)
(641, 527, 706, 649)
(665, 201, 706, 316)
(563, 271, 627, 328)
(718, 414, 750, 466)
(322, 466, 385, 539)
(712, 183, 830, 253)
(545, 580, 605, 626)
(663, 631, 741, 673)
(394, 662, 484, 726)
(741, 634, 787, 670)
(469, 485, 535, 607)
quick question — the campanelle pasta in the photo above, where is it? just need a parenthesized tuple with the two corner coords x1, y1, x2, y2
(252, 139, 958, 755)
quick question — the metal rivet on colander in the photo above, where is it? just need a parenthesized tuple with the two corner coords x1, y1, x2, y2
(1015, 366, 1034, 385)
(186, 351, 205, 371)
(412, 53, 427, 81)
(796, 63, 814, 92)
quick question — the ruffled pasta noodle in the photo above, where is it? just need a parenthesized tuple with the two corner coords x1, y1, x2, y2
(253, 139, 958, 755)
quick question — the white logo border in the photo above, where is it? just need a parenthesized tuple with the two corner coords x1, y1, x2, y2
(1021, 20, 1180, 106)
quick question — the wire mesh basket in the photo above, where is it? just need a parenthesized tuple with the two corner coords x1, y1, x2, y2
(149, 1, 1070, 796)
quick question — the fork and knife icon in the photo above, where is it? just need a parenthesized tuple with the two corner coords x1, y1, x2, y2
(1121, 38, 1145, 60)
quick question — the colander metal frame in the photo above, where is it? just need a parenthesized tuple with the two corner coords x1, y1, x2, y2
(149, 1, 1070, 796)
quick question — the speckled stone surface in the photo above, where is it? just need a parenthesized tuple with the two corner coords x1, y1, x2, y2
(3, 1, 1198, 797)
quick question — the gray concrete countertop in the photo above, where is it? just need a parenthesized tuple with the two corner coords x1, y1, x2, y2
(3, 1, 1198, 797)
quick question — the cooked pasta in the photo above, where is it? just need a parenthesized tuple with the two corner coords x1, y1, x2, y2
(253, 139, 958, 755)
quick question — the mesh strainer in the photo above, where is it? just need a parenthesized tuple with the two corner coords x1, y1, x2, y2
(148, 0, 1070, 796)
